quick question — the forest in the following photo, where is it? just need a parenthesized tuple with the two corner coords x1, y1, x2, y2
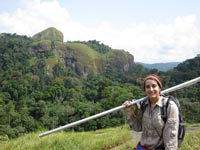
(0, 32, 199, 139)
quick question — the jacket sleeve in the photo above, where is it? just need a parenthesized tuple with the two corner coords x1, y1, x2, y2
(163, 100, 179, 150)
(126, 104, 143, 132)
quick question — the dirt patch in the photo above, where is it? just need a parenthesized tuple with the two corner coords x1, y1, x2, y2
(102, 138, 132, 150)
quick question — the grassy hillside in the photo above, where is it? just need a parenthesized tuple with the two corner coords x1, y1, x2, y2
(65, 42, 101, 74)
(1, 126, 133, 150)
(1, 125, 200, 150)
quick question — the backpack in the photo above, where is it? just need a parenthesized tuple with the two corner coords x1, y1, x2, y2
(140, 95, 185, 147)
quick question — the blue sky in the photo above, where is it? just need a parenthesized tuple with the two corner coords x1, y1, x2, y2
(1, 0, 200, 63)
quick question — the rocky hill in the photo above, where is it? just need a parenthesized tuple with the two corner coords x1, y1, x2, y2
(30, 27, 134, 76)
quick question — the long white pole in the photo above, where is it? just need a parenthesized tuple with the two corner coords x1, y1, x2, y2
(39, 76, 200, 137)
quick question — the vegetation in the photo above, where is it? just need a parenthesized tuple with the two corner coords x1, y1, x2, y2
(72, 40, 112, 54)
(0, 30, 199, 141)
(1, 126, 132, 150)
(1, 125, 200, 150)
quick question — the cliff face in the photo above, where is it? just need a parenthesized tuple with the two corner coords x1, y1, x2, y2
(30, 28, 134, 76)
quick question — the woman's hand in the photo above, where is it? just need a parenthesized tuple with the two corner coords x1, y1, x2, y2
(123, 100, 133, 113)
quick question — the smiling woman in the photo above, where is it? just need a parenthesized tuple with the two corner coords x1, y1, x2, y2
(123, 74, 180, 150)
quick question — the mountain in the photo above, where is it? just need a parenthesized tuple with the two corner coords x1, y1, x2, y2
(137, 62, 180, 72)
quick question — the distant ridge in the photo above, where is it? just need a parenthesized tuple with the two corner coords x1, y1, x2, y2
(136, 62, 180, 72)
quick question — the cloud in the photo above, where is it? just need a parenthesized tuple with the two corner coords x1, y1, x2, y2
(0, 0, 71, 35)
(118, 16, 200, 63)
(0, 0, 200, 63)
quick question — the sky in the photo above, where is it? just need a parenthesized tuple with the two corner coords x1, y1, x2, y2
(0, 0, 200, 63)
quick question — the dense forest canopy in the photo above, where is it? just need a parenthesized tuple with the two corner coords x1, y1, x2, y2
(0, 31, 199, 139)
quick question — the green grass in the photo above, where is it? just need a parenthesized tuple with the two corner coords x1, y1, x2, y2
(180, 129, 200, 150)
(1, 126, 132, 150)
(1, 125, 200, 150)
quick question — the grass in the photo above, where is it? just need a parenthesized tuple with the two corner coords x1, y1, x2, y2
(1, 126, 132, 150)
(180, 129, 200, 150)
(1, 125, 200, 150)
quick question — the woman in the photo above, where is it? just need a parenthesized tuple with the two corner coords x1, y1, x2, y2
(123, 74, 179, 150)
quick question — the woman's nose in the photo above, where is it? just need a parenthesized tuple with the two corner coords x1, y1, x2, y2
(149, 86, 153, 91)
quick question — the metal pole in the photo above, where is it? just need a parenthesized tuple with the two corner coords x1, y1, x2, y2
(39, 76, 200, 137)
(161, 76, 200, 94)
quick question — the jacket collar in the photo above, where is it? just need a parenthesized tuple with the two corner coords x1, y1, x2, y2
(145, 95, 163, 107)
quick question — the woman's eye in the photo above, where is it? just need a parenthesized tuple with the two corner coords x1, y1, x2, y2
(145, 85, 150, 89)
(152, 84, 157, 88)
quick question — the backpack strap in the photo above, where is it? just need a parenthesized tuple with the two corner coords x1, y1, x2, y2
(140, 97, 148, 114)
(161, 96, 169, 123)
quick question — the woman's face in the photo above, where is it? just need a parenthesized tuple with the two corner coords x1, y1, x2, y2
(144, 79, 161, 101)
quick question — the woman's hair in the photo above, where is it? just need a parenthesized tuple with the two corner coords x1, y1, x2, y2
(143, 74, 162, 90)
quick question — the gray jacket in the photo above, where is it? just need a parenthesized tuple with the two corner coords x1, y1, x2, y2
(127, 96, 179, 150)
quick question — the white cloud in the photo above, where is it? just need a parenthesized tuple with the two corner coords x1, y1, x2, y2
(0, 0, 200, 63)
(0, 0, 71, 36)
